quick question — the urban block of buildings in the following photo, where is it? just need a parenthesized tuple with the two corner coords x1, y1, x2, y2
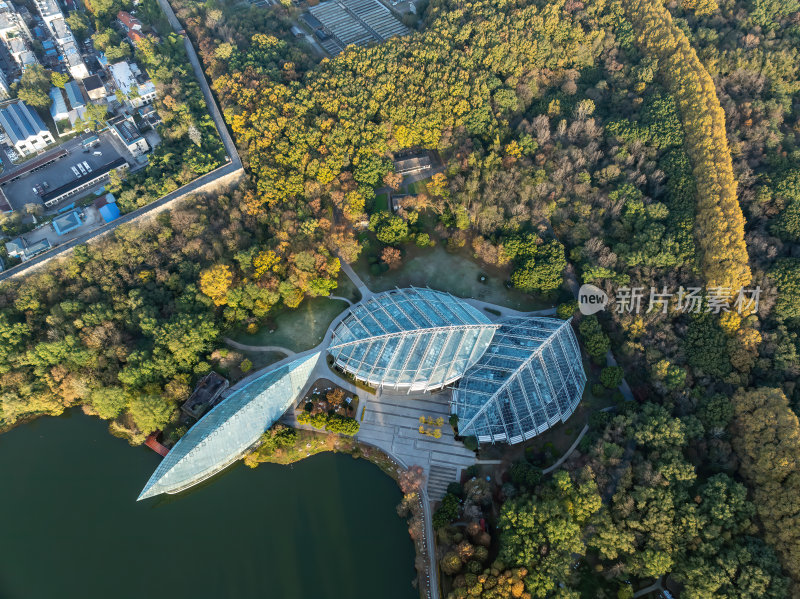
(34, 0, 88, 79)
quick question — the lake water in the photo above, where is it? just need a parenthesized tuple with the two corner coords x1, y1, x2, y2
(0, 412, 416, 599)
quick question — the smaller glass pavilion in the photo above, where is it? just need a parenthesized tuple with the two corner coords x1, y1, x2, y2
(328, 288, 499, 392)
(137, 353, 319, 500)
(450, 317, 585, 444)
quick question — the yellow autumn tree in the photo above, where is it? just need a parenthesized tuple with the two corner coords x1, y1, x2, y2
(731, 388, 800, 595)
(681, 0, 718, 16)
(622, 0, 751, 295)
(199, 264, 233, 306)
(253, 250, 280, 278)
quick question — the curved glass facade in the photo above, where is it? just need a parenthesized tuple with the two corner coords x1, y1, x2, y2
(138, 353, 319, 500)
(450, 317, 585, 444)
(329, 288, 498, 392)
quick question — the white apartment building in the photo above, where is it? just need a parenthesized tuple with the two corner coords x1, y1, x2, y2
(108, 61, 156, 109)
(108, 114, 149, 157)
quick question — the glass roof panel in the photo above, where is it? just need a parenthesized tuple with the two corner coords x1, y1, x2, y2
(329, 288, 498, 390)
(138, 353, 319, 500)
(452, 317, 586, 444)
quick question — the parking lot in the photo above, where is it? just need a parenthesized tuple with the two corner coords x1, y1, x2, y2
(1, 133, 126, 213)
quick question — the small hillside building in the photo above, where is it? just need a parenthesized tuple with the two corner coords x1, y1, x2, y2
(82, 75, 106, 101)
(108, 114, 149, 157)
(108, 61, 156, 109)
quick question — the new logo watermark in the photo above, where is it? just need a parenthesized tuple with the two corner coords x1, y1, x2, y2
(578, 284, 608, 315)
(578, 285, 760, 316)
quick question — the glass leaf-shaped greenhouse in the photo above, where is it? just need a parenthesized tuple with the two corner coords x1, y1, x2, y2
(450, 317, 585, 444)
(137, 353, 319, 500)
(329, 288, 499, 392)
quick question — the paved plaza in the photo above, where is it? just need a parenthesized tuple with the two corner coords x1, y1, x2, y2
(357, 391, 476, 500)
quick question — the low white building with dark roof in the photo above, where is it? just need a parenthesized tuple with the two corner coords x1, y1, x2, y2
(81, 75, 106, 101)
(0, 101, 54, 156)
(108, 114, 148, 157)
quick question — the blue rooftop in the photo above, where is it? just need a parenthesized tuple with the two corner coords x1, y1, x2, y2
(52, 210, 82, 235)
(0, 102, 48, 145)
(64, 80, 85, 109)
(99, 202, 120, 223)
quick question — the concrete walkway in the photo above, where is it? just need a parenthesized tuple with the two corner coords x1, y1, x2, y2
(463, 298, 556, 320)
(633, 577, 663, 598)
(223, 338, 295, 355)
(336, 256, 372, 299)
(542, 424, 589, 474)
(328, 294, 353, 306)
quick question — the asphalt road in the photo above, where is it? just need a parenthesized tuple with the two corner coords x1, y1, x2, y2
(0, 0, 243, 283)
(0, 161, 242, 282)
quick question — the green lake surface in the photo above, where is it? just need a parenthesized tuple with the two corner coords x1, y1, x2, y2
(0, 412, 416, 599)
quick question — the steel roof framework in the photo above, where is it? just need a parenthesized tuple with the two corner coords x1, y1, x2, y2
(329, 288, 499, 392)
(451, 316, 586, 444)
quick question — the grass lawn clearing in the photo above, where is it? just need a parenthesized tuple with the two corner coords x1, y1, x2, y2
(374, 192, 389, 212)
(231, 297, 348, 352)
(355, 243, 551, 310)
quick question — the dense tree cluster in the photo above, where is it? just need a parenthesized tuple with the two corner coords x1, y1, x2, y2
(296, 411, 360, 435)
(109, 0, 226, 212)
(731, 388, 800, 589)
(498, 470, 601, 597)
(0, 189, 340, 442)
(623, 0, 751, 293)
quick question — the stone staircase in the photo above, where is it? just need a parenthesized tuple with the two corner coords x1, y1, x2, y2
(427, 464, 459, 502)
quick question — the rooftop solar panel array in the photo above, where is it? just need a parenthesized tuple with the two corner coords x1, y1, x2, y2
(309, 0, 408, 55)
